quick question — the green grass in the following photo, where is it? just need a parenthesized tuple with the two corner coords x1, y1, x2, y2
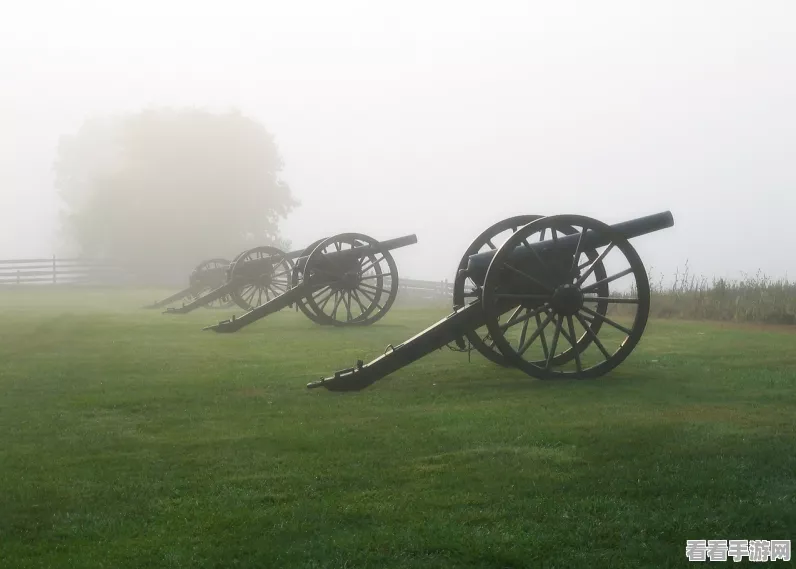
(1, 288, 795, 568)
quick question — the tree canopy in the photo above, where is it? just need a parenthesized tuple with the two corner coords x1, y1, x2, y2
(55, 108, 298, 281)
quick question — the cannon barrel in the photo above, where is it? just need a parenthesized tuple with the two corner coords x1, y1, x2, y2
(293, 234, 418, 271)
(465, 211, 674, 283)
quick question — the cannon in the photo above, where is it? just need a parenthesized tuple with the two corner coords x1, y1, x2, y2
(307, 211, 674, 391)
(143, 257, 236, 309)
(161, 244, 306, 314)
(203, 232, 418, 332)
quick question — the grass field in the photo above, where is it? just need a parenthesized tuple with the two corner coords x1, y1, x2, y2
(1, 288, 795, 568)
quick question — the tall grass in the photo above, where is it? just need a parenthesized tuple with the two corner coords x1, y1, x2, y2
(647, 262, 796, 325)
(394, 263, 796, 326)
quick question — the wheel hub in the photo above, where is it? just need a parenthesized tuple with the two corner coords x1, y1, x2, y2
(550, 284, 583, 316)
(338, 271, 362, 292)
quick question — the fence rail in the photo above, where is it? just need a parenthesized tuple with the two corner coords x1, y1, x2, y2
(399, 278, 452, 299)
(0, 257, 455, 298)
(0, 257, 128, 286)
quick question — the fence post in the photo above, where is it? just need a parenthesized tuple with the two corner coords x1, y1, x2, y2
(53, 255, 56, 284)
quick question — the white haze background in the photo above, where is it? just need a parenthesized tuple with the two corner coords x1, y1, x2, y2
(1, 0, 794, 283)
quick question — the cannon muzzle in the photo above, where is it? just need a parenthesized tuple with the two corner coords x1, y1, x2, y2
(465, 211, 673, 283)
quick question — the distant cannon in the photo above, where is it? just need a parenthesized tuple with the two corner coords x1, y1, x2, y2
(307, 211, 674, 391)
(203, 232, 418, 332)
(161, 245, 305, 314)
(143, 257, 235, 309)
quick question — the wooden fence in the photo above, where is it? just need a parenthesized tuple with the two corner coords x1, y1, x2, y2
(0, 257, 128, 286)
(398, 278, 452, 300)
(0, 257, 454, 298)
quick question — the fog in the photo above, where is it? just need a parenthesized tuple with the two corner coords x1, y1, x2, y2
(2, 0, 794, 283)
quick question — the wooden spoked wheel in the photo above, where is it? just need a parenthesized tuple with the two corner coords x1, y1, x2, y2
(189, 258, 234, 308)
(481, 214, 650, 379)
(228, 246, 294, 311)
(453, 216, 609, 366)
(296, 233, 399, 326)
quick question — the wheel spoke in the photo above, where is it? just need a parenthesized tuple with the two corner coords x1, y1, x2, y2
(517, 310, 555, 355)
(357, 286, 376, 303)
(505, 304, 525, 324)
(566, 315, 582, 374)
(312, 288, 333, 307)
(569, 229, 585, 279)
(581, 306, 632, 336)
(359, 255, 384, 275)
(271, 282, 289, 293)
(319, 290, 335, 311)
(581, 268, 635, 293)
(351, 289, 368, 314)
(575, 313, 611, 360)
(359, 282, 390, 296)
(582, 297, 639, 304)
(536, 313, 549, 359)
(343, 293, 352, 321)
(541, 308, 575, 347)
(312, 286, 331, 300)
(515, 231, 555, 276)
(544, 315, 563, 369)
(360, 273, 391, 281)
(517, 311, 531, 352)
(331, 292, 344, 319)
(576, 242, 615, 286)
(499, 304, 549, 332)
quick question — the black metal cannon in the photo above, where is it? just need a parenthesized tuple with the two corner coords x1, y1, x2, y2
(307, 211, 674, 391)
(161, 245, 306, 314)
(202, 232, 418, 332)
(143, 258, 236, 309)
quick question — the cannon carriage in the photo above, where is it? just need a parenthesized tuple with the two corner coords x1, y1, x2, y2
(202, 232, 417, 332)
(160, 245, 304, 314)
(143, 257, 236, 310)
(308, 211, 674, 392)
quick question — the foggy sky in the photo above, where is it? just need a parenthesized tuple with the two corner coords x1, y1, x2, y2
(2, 0, 795, 284)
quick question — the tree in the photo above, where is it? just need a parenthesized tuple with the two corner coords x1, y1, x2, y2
(55, 107, 298, 283)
